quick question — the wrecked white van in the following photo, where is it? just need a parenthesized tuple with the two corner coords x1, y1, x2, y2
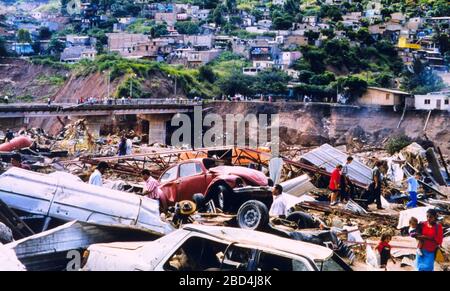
(0, 168, 174, 235)
(82, 224, 351, 271)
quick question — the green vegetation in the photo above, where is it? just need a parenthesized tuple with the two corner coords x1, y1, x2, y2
(74, 54, 217, 98)
(385, 134, 412, 155)
(17, 29, 31, 43)
(36, 74, 66, 86)
(208, 52, 250, 78)
(0, 37, 8, 57)
(16, 94, 34, 103)
(175, 21, 201, 35)
(402, 58, 445, 94)
(31, 56, 71, 70)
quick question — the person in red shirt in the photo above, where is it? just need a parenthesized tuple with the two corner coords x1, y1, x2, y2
(376, 233, 396, 270)
(415, 208, 443, 271)
(329, 164, 342, 206)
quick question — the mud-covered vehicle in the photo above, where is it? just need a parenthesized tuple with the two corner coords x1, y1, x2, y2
(158, 158, 273, 229)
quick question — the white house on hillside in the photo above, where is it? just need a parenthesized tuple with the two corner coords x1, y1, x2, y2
(415, 92, 450, 111)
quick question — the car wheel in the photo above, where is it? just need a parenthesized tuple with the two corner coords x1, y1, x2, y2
(192, 193, 206, 212)
(212, 185, 229, 211)
(237, 200, 269, 230)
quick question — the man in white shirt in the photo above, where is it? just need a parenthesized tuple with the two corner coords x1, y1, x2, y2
(269, 184, 287, 218)
(88, 162, 108, 187)
(125, 138, 132, 155)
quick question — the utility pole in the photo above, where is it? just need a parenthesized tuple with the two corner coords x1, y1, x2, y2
(174, 76, 177, 97)
(130, 77, 132, 99)
(105, 70, 111, 99)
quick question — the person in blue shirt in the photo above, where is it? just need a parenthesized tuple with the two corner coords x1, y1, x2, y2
(406, 173, 420, 208)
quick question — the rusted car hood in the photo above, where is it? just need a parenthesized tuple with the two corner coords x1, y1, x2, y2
(209, 166, 268, 186)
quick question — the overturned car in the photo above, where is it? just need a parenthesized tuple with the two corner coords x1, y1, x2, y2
(0, 168, 174, 236)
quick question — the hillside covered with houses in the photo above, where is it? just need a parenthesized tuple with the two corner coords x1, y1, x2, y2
(0, 0, 449, 109)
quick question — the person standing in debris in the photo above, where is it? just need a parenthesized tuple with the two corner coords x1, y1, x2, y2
(415, 209, 443, 271)
(10, 153, 31, 170)
(3, 95, 8, 104)
(406, 173, 420, 208)
(269, 184, 287, 218)
(329, 164, 342, 206)
(141, 169, 167, 213)
(125, 136, 133, 155)
(117, 136, 127, 156)
(47, 97, 51, 106)
(376, 233, 396, 270)
(88, 162, 108, 187)
(366, 161, 384, 210)
(340, 156, 354, 202)
(5, 129, 14, 142)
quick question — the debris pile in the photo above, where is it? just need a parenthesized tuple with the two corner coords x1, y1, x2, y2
(0, 127, 449, 271)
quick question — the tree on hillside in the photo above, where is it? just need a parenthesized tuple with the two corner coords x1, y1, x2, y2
(225, 0, 236, 14)
(199, 66, 216, 83)
(304, 30, 320, 45)
(302, 47, 326, 73)
(252, 69, 290, 95)
(175, 21, 200, 35)
(337, 75, 368, 102)
(434, 33, 449, 55)
(402, 58, 445, 94)
(47, 36, 66, 56)
(218, 70, 255, 96)
(320, 5, 343, 22)
(38, 27, 52, 40)
(212, 5, 226, 27)
(0, 37, 8, 57)
(151, 24, 168, 38)
(356, 27, 374, 45)
(17, 29, 32, 43)
(284, 0, 300, 15)
(251, 9, 263, 22)
(203, 0, 221, 10)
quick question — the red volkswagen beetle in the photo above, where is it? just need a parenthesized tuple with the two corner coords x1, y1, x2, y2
(158, 158, 273, 228)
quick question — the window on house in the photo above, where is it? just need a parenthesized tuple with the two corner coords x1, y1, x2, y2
(445, 99, 449, 105)
(386, 94, 390, 100)
(424, 99, 431, 105)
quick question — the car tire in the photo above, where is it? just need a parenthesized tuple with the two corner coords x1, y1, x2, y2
(211, 184, 230, 211)
(237, 200, 269, 230)
(286, 211, 317, 229)
(192, 193, 206, 212)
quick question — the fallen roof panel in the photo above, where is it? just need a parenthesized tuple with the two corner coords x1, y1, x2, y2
(301, 144, 373, 187)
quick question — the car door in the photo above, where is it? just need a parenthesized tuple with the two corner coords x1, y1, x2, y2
(176, 162, 207, 201)
(158, 165, 179, 204)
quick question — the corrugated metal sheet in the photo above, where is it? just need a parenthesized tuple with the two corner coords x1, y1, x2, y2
(301, 144, 372, 186)
(280, 174, 317, 197)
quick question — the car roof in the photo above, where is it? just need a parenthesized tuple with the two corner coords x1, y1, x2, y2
(182, 224, 333, 261)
